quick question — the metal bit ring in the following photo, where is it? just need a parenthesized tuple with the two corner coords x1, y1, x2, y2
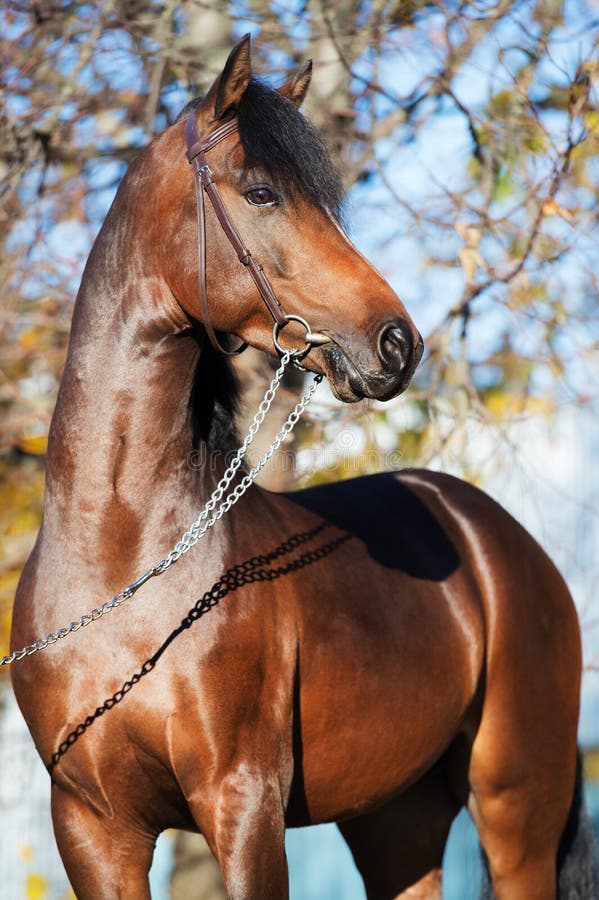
(272, 315, 330, 362)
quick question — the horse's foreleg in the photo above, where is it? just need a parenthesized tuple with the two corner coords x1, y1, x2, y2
(51, 784, 155, 899)
(339, 763, 460, 899)
(191, 769, 289, 900)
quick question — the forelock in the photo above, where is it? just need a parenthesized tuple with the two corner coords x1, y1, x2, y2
(237, 78, 345, 222)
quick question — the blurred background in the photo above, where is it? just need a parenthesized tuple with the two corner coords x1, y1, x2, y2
(1, 1, 598, 896)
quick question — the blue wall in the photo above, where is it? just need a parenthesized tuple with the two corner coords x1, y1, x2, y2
(285, 783, 599, 899)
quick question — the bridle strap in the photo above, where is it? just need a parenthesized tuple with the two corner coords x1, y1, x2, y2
(185, 113, 287, 356)
(185, 117, 239, 158)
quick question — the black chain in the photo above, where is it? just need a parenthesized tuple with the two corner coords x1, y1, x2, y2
(48, 521, 353, 775)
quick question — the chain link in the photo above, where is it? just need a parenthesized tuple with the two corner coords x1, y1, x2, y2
(1, 352, 323, 667)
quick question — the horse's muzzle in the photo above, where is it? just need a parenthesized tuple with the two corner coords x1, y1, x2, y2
(318, 323, 424, 403)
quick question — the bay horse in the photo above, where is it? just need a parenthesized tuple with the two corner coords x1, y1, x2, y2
(11, 36, 594, 899)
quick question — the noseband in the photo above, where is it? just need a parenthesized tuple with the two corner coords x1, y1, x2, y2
(185, 113, 330, 360)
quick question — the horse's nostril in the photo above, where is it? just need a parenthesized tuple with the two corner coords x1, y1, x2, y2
(414, 332, 424, 366)
(378, 321, 415, 371)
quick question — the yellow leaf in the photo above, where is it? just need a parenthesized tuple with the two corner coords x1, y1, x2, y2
(584, 747, 599, 783)
(484, 391, 553, 421)
(542, 198, 572, 221)
(18, 328, 41, 350)
(456, 223, 481, 247)
(458, 247, 484, 284)
(26, 874, 48, 900)
(4, 509, 40, 538)
(584, 109, 599, 134)
(16, 435, 48, 456)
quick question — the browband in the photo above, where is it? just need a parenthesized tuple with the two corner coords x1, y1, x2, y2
(185, 117, 239, 162)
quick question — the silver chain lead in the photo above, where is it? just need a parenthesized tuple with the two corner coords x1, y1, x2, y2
(1, 352, 322, 667)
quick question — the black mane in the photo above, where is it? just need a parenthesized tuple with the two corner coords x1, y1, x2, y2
(177, 77, 345, 221)
(180, 78, 344, 455)
(190, 336, 241, 458)
(237, 79, 344, 222)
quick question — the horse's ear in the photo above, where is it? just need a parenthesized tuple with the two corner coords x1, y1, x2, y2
(279, 60, 312, 108)
(207, 34, 252, 121)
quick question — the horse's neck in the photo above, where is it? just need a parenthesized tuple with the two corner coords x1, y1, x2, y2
(42, 276, 213, 580)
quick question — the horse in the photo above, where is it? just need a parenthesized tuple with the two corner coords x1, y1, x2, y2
(10, 35, 594, 899)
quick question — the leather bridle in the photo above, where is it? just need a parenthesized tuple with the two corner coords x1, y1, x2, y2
(185, 113, 330, 360)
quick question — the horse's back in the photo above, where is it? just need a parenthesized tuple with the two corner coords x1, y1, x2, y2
(289, 466, 579, 642)
(289, 466, 580, 699)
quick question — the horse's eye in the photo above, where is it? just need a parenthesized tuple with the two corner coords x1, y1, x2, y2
(245, 186, 277, 207)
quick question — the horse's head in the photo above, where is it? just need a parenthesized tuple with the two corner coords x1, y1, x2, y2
(163, 36, 422, 403)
